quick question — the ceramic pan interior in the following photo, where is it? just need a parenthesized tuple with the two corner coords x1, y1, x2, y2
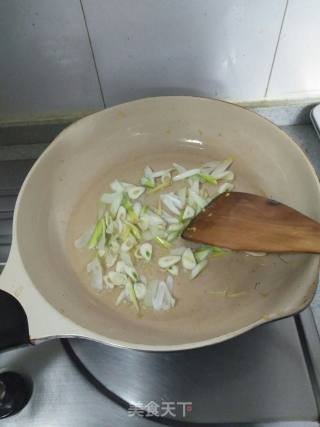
(12, 97, 320, 350)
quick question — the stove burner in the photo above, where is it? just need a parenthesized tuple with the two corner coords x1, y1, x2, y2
(62, 316, 318, 424)
(0, 372, 32, 419)
(63, 339, 193, 426)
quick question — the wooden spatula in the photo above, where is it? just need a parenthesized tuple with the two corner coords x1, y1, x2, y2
(182, 192, 320, 253)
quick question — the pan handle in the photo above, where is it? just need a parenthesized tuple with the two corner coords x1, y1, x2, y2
(0, 290, 29, 351)
(1, 242, 103, 347)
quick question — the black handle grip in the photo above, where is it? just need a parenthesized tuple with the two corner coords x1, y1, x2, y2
(0, 372, 32, 418)
(0, 290, 29, 351)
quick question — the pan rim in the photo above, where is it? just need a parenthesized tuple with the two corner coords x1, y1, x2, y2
(10, 96, 320, 351)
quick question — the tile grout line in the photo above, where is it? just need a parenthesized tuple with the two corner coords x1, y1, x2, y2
(79, 0, 106, 108)
(264, 0, 289, 98)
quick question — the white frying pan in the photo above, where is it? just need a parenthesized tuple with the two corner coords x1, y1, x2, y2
(1, 97, 319, 352)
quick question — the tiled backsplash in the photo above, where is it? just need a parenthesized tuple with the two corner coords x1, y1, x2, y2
(267, 0, 320, 100)
(0, 0, 103, 121)
(0, 0, 319, 121)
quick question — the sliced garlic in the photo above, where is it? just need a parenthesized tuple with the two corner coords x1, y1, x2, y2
(173, 168, 201, 182)
(158, 255, 181, 269)
(170, 246, 187, 256)
(182, 205, 195, 220)
(151, 168, 172, 178)
(127, 185, 145, 200)
(110, 193, 123, 217)
(107, 271, 128, 286)
(173, 162, 186, 173)
(134, 282, 147, 300)
(86, 258, 103, 290)
(74, 225, 95, 249)
(177, 187, 187, 206)
(116, 206, 127, 222)
(100, 191, 121, 204)
(167, 264, 179, 276)
(161, 210, 179, 224)
(133, 202, 142, 218)
(103, 275, 114, 290)
(120, 234, 136, 252)
(211, 170, 234, 181)
(105, 250, 118, 268)
(115, 260, 126, 273)
(194, 248, 212, 263)
(168, 223, 183, 232)
(182, 248, 197, 270)
(105, 212, 114, 234)
(127, 282, 139, 312)
(211, 159, 233, 175)
(191, 259, 208, 279)
(116, 289, 128, 305)
(139, 243, 152, 262)
(166, 275, 174, 291)
(120, 251, 133, 265)
(110, 180, 125, 192)
(123, 264, 139, 282)
(160, 194, 181, 215)
(189, 176, 200, 193)
(218, 183, 234, 194)
(152, 280, 175, 310)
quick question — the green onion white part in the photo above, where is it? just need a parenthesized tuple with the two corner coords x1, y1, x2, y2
(74, 225, 94, 249)
(182, 248, 197, 270)
(86, 258, 103, 290)
(191, 259, 208, 279)
(158, 255, 181, 269)
(74, 158, 247, 313)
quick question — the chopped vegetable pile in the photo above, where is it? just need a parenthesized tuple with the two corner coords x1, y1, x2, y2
(75, 160, 235, 313)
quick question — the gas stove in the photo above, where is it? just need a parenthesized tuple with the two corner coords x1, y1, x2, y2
(1, 120, 320, 426)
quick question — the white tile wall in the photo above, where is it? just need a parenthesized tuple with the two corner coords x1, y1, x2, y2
(82, 0, 286, 106)
(267, 0, 320, 100)
(2, 0, 319, 121)
(0, 0, 103, 121)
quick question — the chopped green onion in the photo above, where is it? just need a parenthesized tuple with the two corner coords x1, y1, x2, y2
(173, 162, 187, 174)
(198, 173, 217, 185)
(116, 289, 128, 306)
(158, 255, 181, 269)
(141, 177, 155, 188)
(191, 259, 208, 279)
(167, 230, 181, 242)
(127, 222, 141, 241)
(173, 168, 200, 182)
(86, 257, 103, 290)
(167, 264, 179, 276)
(218, 182, 233, 194)
(147, 180, 171, 194)
(88, 218, 104, 249)
(182, 248, 197, 270)
(127, 185, 145, 200)
(107, 271, 128, 286)
(127, 282, 140, 312)
(154, 236, 172, 249)
(77, 158, 236, 313)
(182, 205, 195, 220)
(134, 282, 147, 300)
(135, 242, 153, 262)
(74, 225, 94, 249)
(194, 247, 212, 262)
(211, 246, 229, 256)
